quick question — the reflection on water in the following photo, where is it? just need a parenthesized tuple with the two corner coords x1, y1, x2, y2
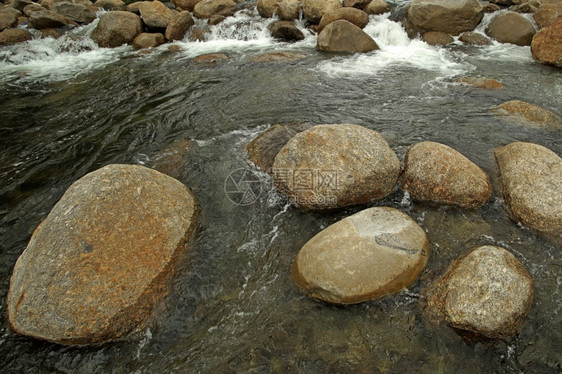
(0, 7, 561, 374)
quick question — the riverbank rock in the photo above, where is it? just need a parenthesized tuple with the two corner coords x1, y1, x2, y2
(138, 0, 176, 30)
(256, 0, 279, 18)
(272, 124, 400, 210)
(458, 31, 491, 45)
(485, 11, 536, 46)
(93, 0, 125, 10)
(0, 27, 33, 45)
(269, 20, 304, 42)
(302, 0, 341, 24)
(317, 20, 378, 53)
(422, 31, 454, 45)
(165, 11, 194, 41)
(133, 32, 165, 49)
(51, 2, 95, 24)
(495, 142, 562, 236)
(400, 141, 492, 209)
(425, 246, 533, 339)
(457, 76, 504, 89)
(278, 0, 299, 20)
(490, 100, 562, 129)
(91, 11, 143, 48)
(343, 0, 370, 9)
(534, 1, 562, 29)
(405, 0, 484, 36)
(247, 123, 311, 172)
(251, 51, 306, 62)
(292, 207, 430, 304)
(317, 7, 369, 33)
(531, 16, 562, 67)
(173, 0, 203, 12)
(29, 9, 69, 29)
(365, 0, 390, 15)
(193, 0, 236, 19)
(6, 164, 198, 345)
(23, 4, 45, 17)
(0, 12, 18, 31)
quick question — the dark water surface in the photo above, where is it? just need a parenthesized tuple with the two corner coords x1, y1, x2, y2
(0, 9, 561, 374)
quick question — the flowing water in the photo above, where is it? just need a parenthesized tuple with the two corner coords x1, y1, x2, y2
(0, 5, 561, 373)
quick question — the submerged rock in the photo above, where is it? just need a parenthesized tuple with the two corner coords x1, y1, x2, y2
(165, 10, 194, 41)
(272, 124, 400, 210)
(490, 100, 562, 129)
(495, 142, 562, 236)
(247, 123, 311, 172)
(457, 76, 504, 89)
(0, 27, 33, 45)
(302, 0, 341, 24)
(485, 11, 536, 46)
(292, 207, 430, 304)
(6, 164, 198, 344)
(405, 0, 484, 36)
(194, 53, 229, 62)
(317, 7, 369, 33)
(193, 0, 236, 19)
(317, 20, 378, 53)
(91, 11, 143, 48)
(531, 16, 562, 68)
(425, 246, 533, 339)
(251, 51, 306, 62)
(400, 141, 492, 209)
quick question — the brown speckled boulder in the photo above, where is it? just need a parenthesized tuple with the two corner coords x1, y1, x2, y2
(495, 142, 562, 236)
(425, 246, 533, 339)
(7, 164, 198, 344)
(400, 141, 492, 209)
(292, 207, 430, 304)
(490, 100, 562, 129)
(531, 16, 562, 68)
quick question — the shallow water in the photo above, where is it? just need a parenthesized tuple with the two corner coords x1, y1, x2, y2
(0, 6, 561, 374)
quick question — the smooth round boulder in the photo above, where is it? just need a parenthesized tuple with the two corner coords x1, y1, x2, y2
(272, 124, 400, 210)
(51, 2, 96, 24)
(193, 0, 236, 19)
(422, 31, 454, 45)
(490, 100, 562, 129)
(91, 11, 143, 48)
(406, 0, 484, 36)
(292, 207, 430, 304)
(6, 164, 198, 345)
(458, 31, 491, 45)
(425, 246, 533, 339)
(0, 27, 33, 45)
(133, 32, 166, 49)
(365, 0, 390, 15)
(256, 0, 279, 18)
(247, 123, 311, 172)
(302, 0, 341, 24)
(317, 7, 369, 33)
(494, 142, 562, 236)
(317, 19, 378, 53)
(531, 16, 562, 67)
(269, 20, 304, 42)
(165, 10, 194, 41)
(278, 0, 300, 20)
(485, 11, 536, 46)
(138, 0, 176, 30)
(400, 141, 492, 209)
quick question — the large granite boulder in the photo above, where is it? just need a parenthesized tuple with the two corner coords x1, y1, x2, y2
(256, 0, 280, 18)
(29, 10, 69, 29)
(51, 2, 95, 24)
(400, 141, 492, 209)
(269, 20, 305, 42)
(531, 16, 562, 68)
(317, 7, 369, 33)
(165, 11, 194, 41)
(91, 11, 143, 48)
(365, 0, 390, 15)
(317, 20, 378, 53)
(247, 123, 311, 172)
(173, 0, 203, 11)
(292, 207, 430, 304)
(495, 142, 562, 236)
(0, 27, 33, 45)
(6, 164, 198, 344)
(193, 0, 236, 19)
(0, 10, 18, 31)
(490, 100, 562, 129)
(534, 1, 562, 29)
(405, 0, 484, 36)
(485, 11, 536, 46)
(138, 0, 176, 30)
(278, 0, 300, 20)
(425, 246, 533, 339)
(93, 0, 125, 10)
(272, 124, 400, 210)
(302, 0, 341, 24)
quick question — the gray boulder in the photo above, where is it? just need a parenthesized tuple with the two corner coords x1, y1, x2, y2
(29, 10, 69, 29)
(292, 207, 430, 304)
(485, 11, 536, 46)
(51, 2, 95, 24)
(6, 164, 198, 344)
(269, 20, 305, 42)
(406, 0, 484, 36)
(495, 142, 562, 236)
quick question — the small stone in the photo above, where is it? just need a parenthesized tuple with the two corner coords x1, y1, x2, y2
(457, 76, 504, 89)
(194, 53, 229, 62)
(458, 31, 491, 45)
(422, 31, 454, 46)
(251, 51, 306, 62)
(132, 32, 166, 49)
